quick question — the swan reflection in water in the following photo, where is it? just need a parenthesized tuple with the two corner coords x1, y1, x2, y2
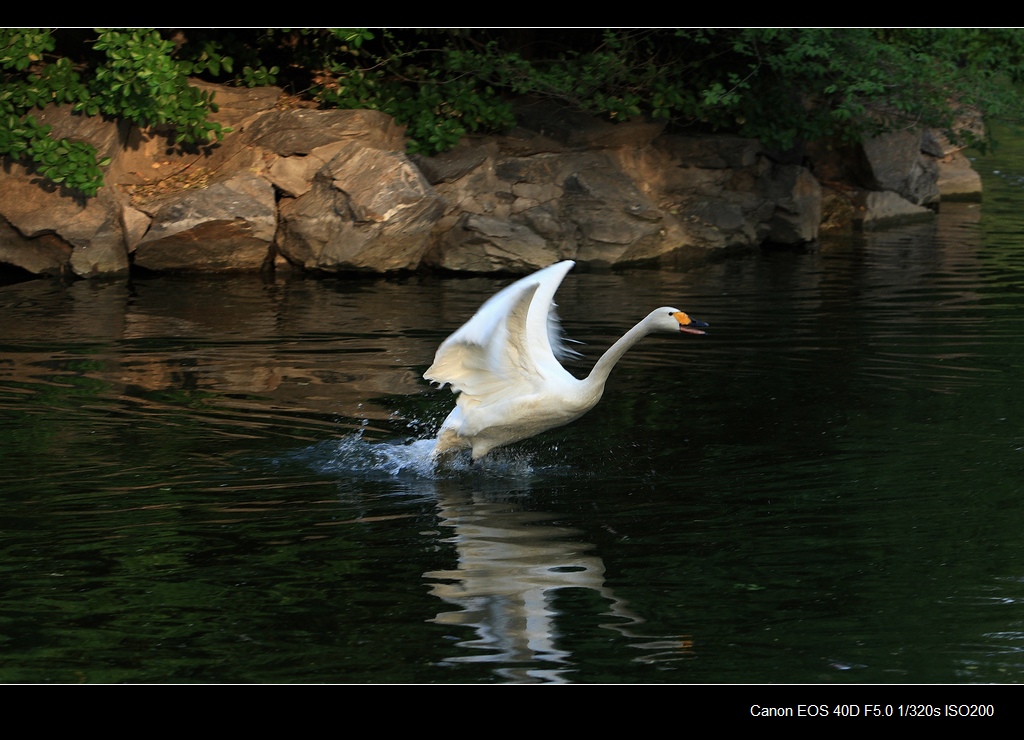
(423, 482, 694, 683)
(301, 428, 695, 682)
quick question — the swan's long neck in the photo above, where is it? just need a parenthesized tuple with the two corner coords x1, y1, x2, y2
(583, 314, 657, 392)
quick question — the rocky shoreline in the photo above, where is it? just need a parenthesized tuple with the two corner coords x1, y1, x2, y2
(0, 81, 982, 281)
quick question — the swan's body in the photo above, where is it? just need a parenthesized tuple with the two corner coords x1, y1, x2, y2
(424, 260, 707, 460)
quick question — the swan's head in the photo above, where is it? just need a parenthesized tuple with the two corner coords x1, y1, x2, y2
(653, 307, 708, 335)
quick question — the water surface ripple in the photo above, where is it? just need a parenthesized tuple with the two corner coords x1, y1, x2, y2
(2, 153, 1024, 683)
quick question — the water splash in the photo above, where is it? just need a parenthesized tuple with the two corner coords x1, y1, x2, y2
(284, 432, 436, 479)
(283, 428, 560, 481)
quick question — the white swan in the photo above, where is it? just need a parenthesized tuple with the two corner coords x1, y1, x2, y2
(424, 260, 707, 460)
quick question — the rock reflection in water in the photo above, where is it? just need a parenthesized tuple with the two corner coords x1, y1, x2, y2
(0, 275, 441, 443)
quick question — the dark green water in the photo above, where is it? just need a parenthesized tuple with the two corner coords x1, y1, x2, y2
(2, 148, 1024, 685)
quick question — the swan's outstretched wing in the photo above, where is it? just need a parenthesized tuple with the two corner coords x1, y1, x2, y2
(424, 260, 576, 404)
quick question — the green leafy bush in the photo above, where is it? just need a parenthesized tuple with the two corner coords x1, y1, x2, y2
(0, 28, 227, 197)
(440, 28, 1024, 151)
(89, 29, 227, 144)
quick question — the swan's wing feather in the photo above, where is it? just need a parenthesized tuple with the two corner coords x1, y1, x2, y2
(424, 281, 540, 399)
(548, 306, 583, 362)
(519, 261, 575, 367)
(424, 260, 576, 400)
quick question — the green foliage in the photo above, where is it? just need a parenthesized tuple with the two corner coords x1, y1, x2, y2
(0, 28, 227, 197)
(3, 28, 1024, 196)
(307, 30, 515, 155)
(89, 29, 227, 144)
(0, 27, 54, 70)
(176, 38, 235, 78)
(241, 65, 279, 87)
(438, 28, 1024, 152)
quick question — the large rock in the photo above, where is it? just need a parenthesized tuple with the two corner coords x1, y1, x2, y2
(277, 142, 444, 272)
(764, 164, 823, 244)
(422, 146, 666, 272)
(189, 79, 284, 130)
(856, 190, 934, 229)
(0, 81, 985, 280)
(0, 159, 130, 277)
(0, 218, 71, 277)
(936, 150, 983, 201)
(419, 131, 808, 273)
(861, 129, 941, 206)
(428, 213, 560, 273)
(268, 140, 354, 198)
(33, 104, 127, 163)
(561, 162, 667, 265)
(133, 172, 276, 271)
(242, 108, 406, 155)
(0, 105, 132, 277)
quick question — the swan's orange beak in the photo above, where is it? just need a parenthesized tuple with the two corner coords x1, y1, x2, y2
(674, 311, 708, 335)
